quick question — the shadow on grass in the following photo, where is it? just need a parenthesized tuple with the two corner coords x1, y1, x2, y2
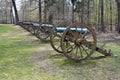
(48, 53, 98, 67)
(33, 39, 50, 44)
(90, 56, 108, 60)
(53, 58, 98, 68)
(49, 53, 65, 59)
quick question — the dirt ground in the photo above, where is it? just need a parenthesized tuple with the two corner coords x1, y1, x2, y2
(96, 32, 120, 42)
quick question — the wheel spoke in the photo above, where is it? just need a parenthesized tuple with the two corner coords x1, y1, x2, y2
(79, 46, 83, 58)
(69, 45, 76, 57)
(81, 45, 89, 56)
(75, 47, 78, 58)
(65, 43, 75, 52)
(56, 45, 61, 50)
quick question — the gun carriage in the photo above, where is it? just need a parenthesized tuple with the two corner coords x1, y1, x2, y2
(19, 22, 113, 62)
(19, 21, 54, 41)
(50, 23, 112, 62)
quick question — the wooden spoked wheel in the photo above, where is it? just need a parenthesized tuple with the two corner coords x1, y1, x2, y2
(24, 25, 29, 29)
(37, 26, 54, 41)
(29, 26, 34, 34)
(61, 23, 97, 62)
(50, 30, 63, 53)
(50, 22, 72, 53)
(34, 28, 39, 36)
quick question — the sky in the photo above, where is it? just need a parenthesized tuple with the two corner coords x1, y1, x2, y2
(15, 0, 79, 10)
(15, 0, 21, 10)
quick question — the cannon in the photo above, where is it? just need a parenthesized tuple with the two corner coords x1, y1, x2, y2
(19, 22, 113, 62)
(33, 23, 70, 41)
(19, 21, 33, 30)
(29, 22, 41, 34)
(50, 23, 113, 62)
(33, 23, 54, 41)
(21, 22, 41, 34)
(19, 22, 54, 41)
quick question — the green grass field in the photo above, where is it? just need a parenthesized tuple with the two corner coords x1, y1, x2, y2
(0, 24, 120, 80)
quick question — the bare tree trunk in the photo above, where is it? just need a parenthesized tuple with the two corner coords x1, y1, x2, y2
(117, 3, 120, 33)
(72, 3, 74, 23)
(39, 0, 42, 22)
(5, 10, 7, 23)
(109, 0, 113, 31)
(62, 0, 65, 23)
(12, 0, 19, 24)
(49, 14, 53, 23)
(116, 0, 120, 33)
(44, 1, 47, 22)
(81, 1, 84, 23)
(87, 0, 90, 25)
(10, 5, 13, 24)
(71, 0, 76, 23)
(100, 0, 105, 32)
(98, 0, 101, 31)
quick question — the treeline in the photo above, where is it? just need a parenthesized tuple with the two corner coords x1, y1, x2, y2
(0, 0, 120, 33)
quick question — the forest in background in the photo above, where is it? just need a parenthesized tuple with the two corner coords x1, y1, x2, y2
(0, 0, 120, 33)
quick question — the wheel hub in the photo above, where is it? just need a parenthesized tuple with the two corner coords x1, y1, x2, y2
(75, 39, 84, 46)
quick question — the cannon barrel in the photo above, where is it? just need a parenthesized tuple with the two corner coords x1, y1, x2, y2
(22, 21, 32, 25)
(56, 27, 88, 33)
(32, 23, 41, 27)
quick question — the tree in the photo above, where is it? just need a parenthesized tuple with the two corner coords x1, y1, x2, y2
(71, 0, 77, 23)
(10, 4, 14, 23)
(109, 0, 113, 31)
(11, 0, 19, 24)
(115, 0, 120, 33)
(87, 0, 90, 25)
(39, 0, 41, 22)
(100, 0, 105, 32)
(45, 0, 55, 23)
